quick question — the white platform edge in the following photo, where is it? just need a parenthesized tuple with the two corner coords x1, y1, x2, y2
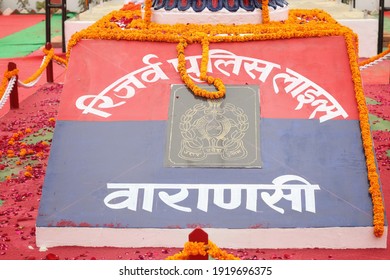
(36, 226, 388, 249)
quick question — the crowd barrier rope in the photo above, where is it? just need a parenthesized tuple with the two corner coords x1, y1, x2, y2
(359, 44, 390, 71)
(0, 44, 67, 110)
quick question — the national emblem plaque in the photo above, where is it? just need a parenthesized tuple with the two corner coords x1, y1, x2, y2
(166, 85, 261, 168)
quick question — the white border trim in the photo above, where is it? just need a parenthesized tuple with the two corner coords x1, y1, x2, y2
(36, 226, 388, 249)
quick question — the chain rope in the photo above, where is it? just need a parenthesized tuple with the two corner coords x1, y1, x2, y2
(0, 76, 17, 109)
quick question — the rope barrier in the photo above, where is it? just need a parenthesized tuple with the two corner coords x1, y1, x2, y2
(17, 56, 47, 88)
(0, 76, 16, 109)
(0, 48, 67, 109)
(359, 44, 390, 71)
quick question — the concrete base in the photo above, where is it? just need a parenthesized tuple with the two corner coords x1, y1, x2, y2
(36, 226, 388, 249)
(65, 0, 378, 57)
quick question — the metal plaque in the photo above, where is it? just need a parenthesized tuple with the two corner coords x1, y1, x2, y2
(165, 84, 261, 168)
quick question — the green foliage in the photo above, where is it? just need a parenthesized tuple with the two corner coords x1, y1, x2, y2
(36, 1, 45, 10)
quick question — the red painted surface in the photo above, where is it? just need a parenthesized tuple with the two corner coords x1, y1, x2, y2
(57, 37, 359, 122)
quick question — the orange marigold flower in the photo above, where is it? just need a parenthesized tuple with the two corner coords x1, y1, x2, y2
(36, 152, 44, 158)
(19, 148, 27, 157)
(25, 128, 32, 133)
(7, 150, 15, 157)
(24, 171, 33, 178)
(25, 165, 33, 171)
(16, 160, 22, 166)
(48, 117, 56, 122)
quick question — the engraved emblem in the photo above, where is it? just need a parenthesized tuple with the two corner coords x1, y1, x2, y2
(179, 99, 249, 161)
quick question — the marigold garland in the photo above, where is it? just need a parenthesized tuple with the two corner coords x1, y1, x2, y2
(344, 33, 385, 237)
(176, 36, 226, 98)
(143, 0, 153, 26)
(359, 43, 390, 67)
(22, 48, 55, 84)
(166, 240, 240, 260)
(43, 48, 68, 67)
(0, 69, 19, 101)
(262, 0, 270, 24)
(0, 48, 67, 101)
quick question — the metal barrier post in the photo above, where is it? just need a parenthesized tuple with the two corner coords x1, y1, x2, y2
(45, 0, 51, 49)
(378, 0, 385, 54)
(45, 0, 67, 53)
(8, 62, 19, 110)
(378, 0, 390, 54)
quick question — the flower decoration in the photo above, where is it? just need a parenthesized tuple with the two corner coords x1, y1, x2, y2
(262, 0, 270, 24)
(166, 240, 240, 260)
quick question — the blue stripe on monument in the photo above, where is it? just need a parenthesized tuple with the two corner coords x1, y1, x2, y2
(38, 119, 374, 229)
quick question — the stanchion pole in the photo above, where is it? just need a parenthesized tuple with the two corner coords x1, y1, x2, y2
(45, 0, 51, 46)
(8, 62, 19, 110)
(46, 42, 54, 83)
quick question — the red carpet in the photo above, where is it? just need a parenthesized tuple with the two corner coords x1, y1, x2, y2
(0, 15, 45, 39)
